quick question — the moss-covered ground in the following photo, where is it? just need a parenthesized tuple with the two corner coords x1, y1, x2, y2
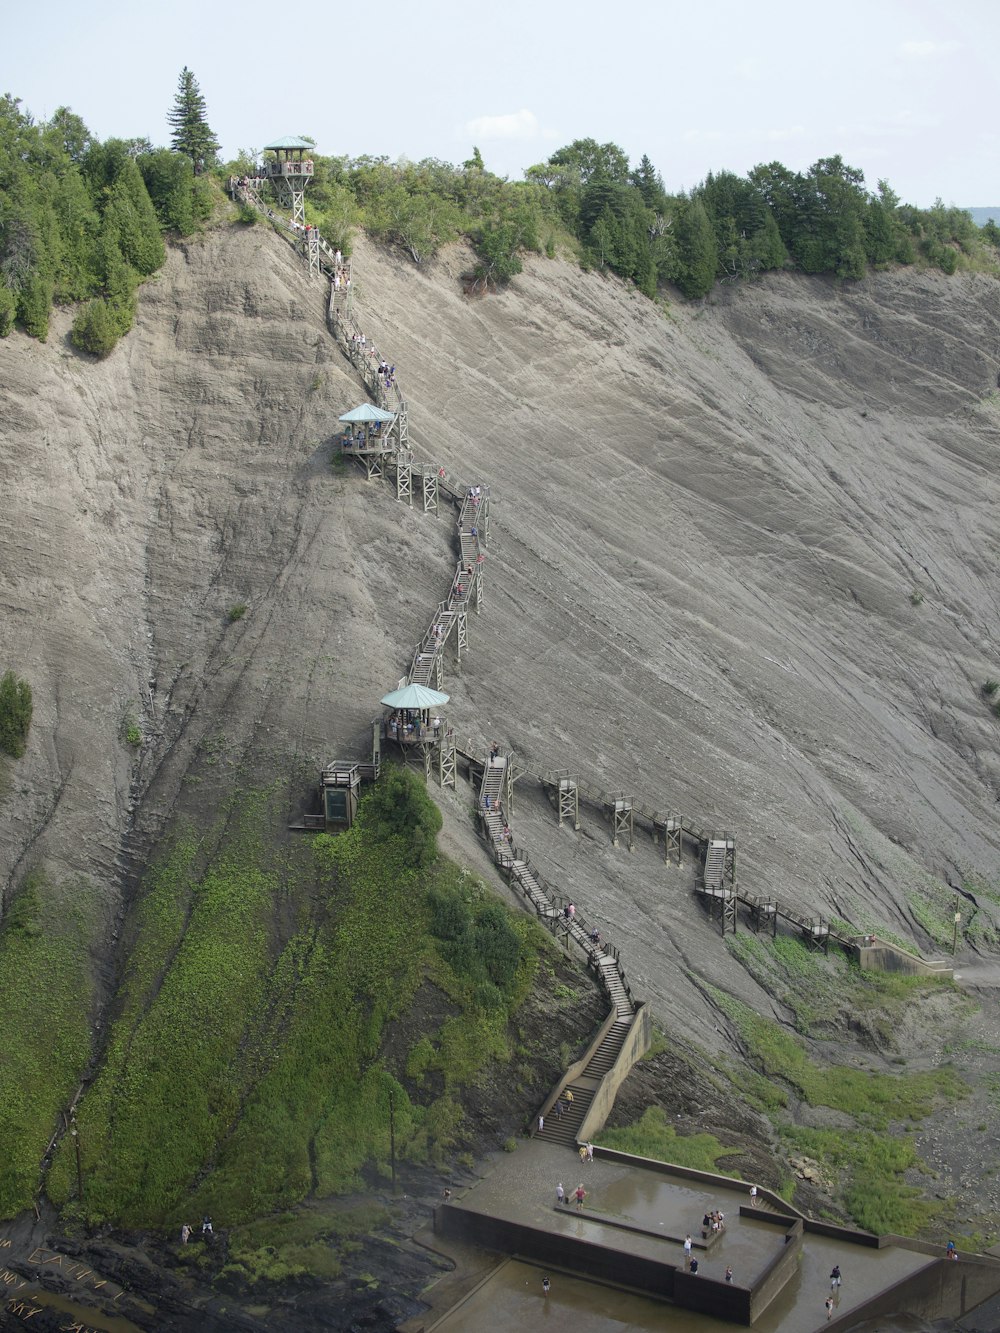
(26, 768, 550, 1237)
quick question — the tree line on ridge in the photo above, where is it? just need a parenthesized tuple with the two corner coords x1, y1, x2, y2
(2, 66, 999, 358)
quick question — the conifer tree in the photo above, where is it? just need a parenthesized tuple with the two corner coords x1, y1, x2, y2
(167, 67, 219, 174)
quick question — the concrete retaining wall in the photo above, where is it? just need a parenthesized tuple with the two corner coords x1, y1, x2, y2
(576, 1004, 651, 1143)
(857, 943, 952, 978)
(434, 1204, 755, 1323)
(826, 1254, 1000, 1329)
(749, 1218, 803, 1322)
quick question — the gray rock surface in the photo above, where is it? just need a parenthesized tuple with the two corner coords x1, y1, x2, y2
(2, 217, 999, 1065)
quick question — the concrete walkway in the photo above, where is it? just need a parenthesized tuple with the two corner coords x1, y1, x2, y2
(436, 1140, 934, 1332)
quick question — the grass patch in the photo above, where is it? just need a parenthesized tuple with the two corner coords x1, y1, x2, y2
(0, 871, 99, 1218)
(597, 1106, 739, 1175)
(782, 1125, 935, 1234)
(225, 1202, 390, 1284)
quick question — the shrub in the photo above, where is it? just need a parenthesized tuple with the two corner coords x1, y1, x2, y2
(71, 298, 122, 357)
(227, 603, 248, 622)
(982, 680, 999, 698)
(0, 671, 33, 758)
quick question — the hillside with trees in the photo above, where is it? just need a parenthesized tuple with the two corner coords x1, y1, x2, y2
(2, 78, 1000, 1332)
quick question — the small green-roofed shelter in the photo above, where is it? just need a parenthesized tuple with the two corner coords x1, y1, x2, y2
(381, 683, 449, 750)
(380, 684, 449, 710)
(263, 136, 315, 152)
(339, 404, 396, 424)
(339, 403, 398, 475)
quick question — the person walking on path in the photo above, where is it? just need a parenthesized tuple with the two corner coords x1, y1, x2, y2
(579, 1144, 588, 1165)
(574, 1184, 587, 1211)
(556, 1183, 565, 1206)
(725, 1266, 733, 1283)
(750, 1184, 758, 1207)
(689, 1257, 699, 1274)
(180, 1223, 191, 1244)
(830, 1264, 842, 1291)
(683, 1235, 693, 1260)
(586, 1142, 594, 1163)
(542, 1276, 551, 1297)
(537, 1114, 544, 1134)
(825, 1296, 834, 1320)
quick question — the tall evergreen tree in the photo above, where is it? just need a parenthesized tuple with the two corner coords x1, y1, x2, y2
(167, 67, 219, 174)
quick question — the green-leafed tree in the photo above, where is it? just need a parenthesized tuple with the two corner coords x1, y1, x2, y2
(672, 196, 717, 298)
(103, 157, 165, 274)
(168, 67, 220, 174)
(139, 149, 197, 235)
(0, 671, 32, 758)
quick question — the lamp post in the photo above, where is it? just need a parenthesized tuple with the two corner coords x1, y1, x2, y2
(70, 1117, 83, 1203)
(387, 1084, 397, 1193)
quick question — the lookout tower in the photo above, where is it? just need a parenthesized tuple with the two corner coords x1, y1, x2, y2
(262, 136, 315, 229)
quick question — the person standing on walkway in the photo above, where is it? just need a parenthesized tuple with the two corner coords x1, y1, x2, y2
(683, 1235, 693, 1260)
(689, 1257, 699, 1274)
(750, 1184, 758, 1207)
(542, 1276, 550, 1297)
(830, 1264, 842, 1291)
(574, 1184, 587, 1210)
(725, 1266, 733, 1283)
(825, 1296, 834, 1320)
(537, 1114, 544, 1134)
(556, 1182, 565, 1206)
(180, 1223, 191, 1244)
(586, 1142, 594, 1163)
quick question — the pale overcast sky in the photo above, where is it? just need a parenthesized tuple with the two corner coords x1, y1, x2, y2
(4, 0, 997, 207)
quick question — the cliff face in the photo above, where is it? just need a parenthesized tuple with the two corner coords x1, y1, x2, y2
(2, 218, 999, 1033)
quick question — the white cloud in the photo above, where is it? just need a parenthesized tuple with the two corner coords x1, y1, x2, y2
(765, 125, 807, 143)
(465, 109, 540, 141)
(900, 38, 961, 58)
(681, 129, 726, 144)
(734, 58, 761, 80)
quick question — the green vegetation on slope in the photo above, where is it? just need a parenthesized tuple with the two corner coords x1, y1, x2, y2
(0, 872, 99, 1217)
(598, 1106, 737, 1175)
(43, 770, 545, 1228)
(711, 987, 963, 1127)
(705, 980, 965, 1234)
(0, 669, 32, 758)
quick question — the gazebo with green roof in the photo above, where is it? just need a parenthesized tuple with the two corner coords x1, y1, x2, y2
(262, 135, 315, 228)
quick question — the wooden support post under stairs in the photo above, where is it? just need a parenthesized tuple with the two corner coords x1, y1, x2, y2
(699, 886, 737, 937)
(609, 796, 634, 850)
(439, 733, 456, 789)
(747, 895, 778, 937)
(395, 451, 413, 506)
(371, 718, 382, 773)
(657, 816, 683, 867)
(422, 466, 439, 516)
(455, 607, 468, 667)
(558, 776, 580, 831)
(803, 920, 831, 953)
